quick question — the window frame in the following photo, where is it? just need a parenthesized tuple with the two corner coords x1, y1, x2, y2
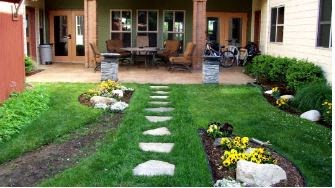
(316, 0, 332, 48)
(163, 10, 186, 50)
(270, 6, 285, 43)
(110, 9, 132, 47)
(136, 9, 159, 47)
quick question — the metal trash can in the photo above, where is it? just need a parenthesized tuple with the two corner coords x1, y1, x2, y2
(203, 56, 221, 84)
(100, 53, 121, 81)
(39, 44, 53, 65)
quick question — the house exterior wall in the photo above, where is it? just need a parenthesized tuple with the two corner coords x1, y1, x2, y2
(0, 2, 25, 102)
(252, 0, 332, 81)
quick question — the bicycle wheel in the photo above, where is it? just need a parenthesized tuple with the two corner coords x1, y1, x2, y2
(221, 51, 236, 67)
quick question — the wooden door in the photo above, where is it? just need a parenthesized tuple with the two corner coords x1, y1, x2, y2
(254, 11, 261, 47)
(49, 10, 85, 63)
(26, 7, 36, 60)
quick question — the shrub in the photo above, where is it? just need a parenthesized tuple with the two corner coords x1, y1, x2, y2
(286, 60, 325, 90)
(245, 55, 274, 81)
(24, 56, 36, 73)
(0, 86, 50, 143)
(292, 81, 332, 113)
(268, 57, 292, 83)
(321, 100, 332, 125)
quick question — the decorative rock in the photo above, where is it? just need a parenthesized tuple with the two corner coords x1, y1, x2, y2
(214, 138, 222, 147)
(280, 95, 294, 101)
(145, 116, 172, 122)
(133, 160, 175, 176)
(150, 86, 169, 89)
(300, 110, 321, 122)
(150, 96, 168, 99)
(264, 90, 273, 95)
(139, 143, 174, 153)
(149, 101, 170, 105)
(112, 89, 124, 98)
(143, 127, 171, 136)
(153, 91, 170, 95)
(244, 148, 256, 154)
(145, 107, 174, 113)
(90, 96, 117, 105)
(94, 103, 109, 110)
(236, 160, 287, 187)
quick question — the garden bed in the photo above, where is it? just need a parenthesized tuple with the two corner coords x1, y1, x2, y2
(78, 90, 133, 107)
(25, 69, 44, 76)
(199, 129, 305, 187)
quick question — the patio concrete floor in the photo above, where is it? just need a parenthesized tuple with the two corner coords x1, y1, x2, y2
(26, 63, 255, 84)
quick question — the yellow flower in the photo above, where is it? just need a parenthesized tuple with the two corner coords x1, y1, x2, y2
(223, 159, 231, 167)
(230, 149, 237, 154)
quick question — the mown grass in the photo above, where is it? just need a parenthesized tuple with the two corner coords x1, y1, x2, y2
(40, 84, 331, 186)
(0, 83, 102, 164)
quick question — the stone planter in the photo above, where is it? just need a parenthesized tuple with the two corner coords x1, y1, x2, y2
(203, 56, 221, 84)
(101, 53, 120, 81)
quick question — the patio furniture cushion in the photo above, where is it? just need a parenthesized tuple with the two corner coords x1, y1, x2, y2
(168, 42, 195, 71)
(156, 40, 180, 63)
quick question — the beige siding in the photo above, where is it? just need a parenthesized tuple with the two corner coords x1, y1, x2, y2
(252, 0, 332, 81)
(251, 0, 268, 53)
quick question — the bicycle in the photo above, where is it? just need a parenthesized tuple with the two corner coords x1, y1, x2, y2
(204, 42, 238, 67)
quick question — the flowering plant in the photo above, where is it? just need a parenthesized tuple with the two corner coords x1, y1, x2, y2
(207, 122, 222, 138)
(83, 80, 123, 99)
(220, 136, 275, 168)
(271, 87, 281, 99)
(322, 100, 332, 124)
(276, 98, 288, 109)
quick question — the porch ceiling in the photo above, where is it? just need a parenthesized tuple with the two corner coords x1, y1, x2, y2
(0, 0, 21, 3)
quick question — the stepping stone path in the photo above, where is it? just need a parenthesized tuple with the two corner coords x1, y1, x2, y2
(145, 107, 174, 113)
(149, 101, 170, 105)
(133, 85, 176, 177)
(143, 127, 171, 136)
(150, 96, 169, 99)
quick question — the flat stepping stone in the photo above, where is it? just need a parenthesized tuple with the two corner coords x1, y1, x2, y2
(143, 127, 171, 136)
(145, 116, 172, 122)
(153, 91, 170, 95)
(133, 160, 175, 176)
(145, 107, 174, 113)
(150, 96, 168, 99)
(150, 86, 169, 89)
(149, 101, 170, 105)
(139, 143, 174, 153)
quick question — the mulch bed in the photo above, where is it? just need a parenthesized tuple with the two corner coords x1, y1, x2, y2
(25, 69, 44, 76)
(78, 90, 133, 107)
(199, 129, 305, 187)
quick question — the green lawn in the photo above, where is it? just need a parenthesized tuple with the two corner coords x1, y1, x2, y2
(38, 84, 331, 187)
(0, 83, 102, 164)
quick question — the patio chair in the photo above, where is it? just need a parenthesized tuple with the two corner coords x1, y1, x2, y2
(105, 39, 131, 64)
(155, 40, 180, 64)
(135, 36, 150, 64)
(89, 42, 102, 72)
(168, 42, 196, 72)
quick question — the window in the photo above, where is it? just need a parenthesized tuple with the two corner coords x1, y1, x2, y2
(270, 6, 284, 42)
(137, 10, 158, 47)
(163, 10, 185, 51)
(110, 10, 132, 47)
(317, 0, 332, 48)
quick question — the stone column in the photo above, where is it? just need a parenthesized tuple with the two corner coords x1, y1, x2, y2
(84, 0, 97, 68)
(192, 0, 207, 70)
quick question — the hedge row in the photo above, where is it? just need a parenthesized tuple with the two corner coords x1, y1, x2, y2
(245, 55, 325, 90)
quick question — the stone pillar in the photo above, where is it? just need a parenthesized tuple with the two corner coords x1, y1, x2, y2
(192, 0, 207, 70)
(84, 0, 97, 68)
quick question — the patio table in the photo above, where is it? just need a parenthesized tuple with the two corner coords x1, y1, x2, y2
(120, 47, 159, 68)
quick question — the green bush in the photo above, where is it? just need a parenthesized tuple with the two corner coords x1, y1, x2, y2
(24, 56, 35, 73)
(268, 57, 293, 83)
(0, 86, 50, 143)
(245, 55, 274, 81)
(286, 60, 325, 90)
(292, 80, 331, 114)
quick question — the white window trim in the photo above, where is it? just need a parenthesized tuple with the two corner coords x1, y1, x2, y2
(110, 9, 132, 33)
(136, 9, 159, 33)
(270, 6, 284, 43)
(316, 0, 332, 48)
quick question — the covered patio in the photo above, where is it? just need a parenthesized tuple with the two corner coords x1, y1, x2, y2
(26, 63, 254, 84)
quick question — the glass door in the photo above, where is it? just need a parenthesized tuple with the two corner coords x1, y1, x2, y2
(49, 11, 85, 63)
(207, 17, 219, 44)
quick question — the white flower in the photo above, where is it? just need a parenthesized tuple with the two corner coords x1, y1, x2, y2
(120, 86, 134, 91)
(112, 89, 124, 98)
(214, 177, 243, 187)
(94, 103, 109, 110)
(110, 101, 129, 112)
